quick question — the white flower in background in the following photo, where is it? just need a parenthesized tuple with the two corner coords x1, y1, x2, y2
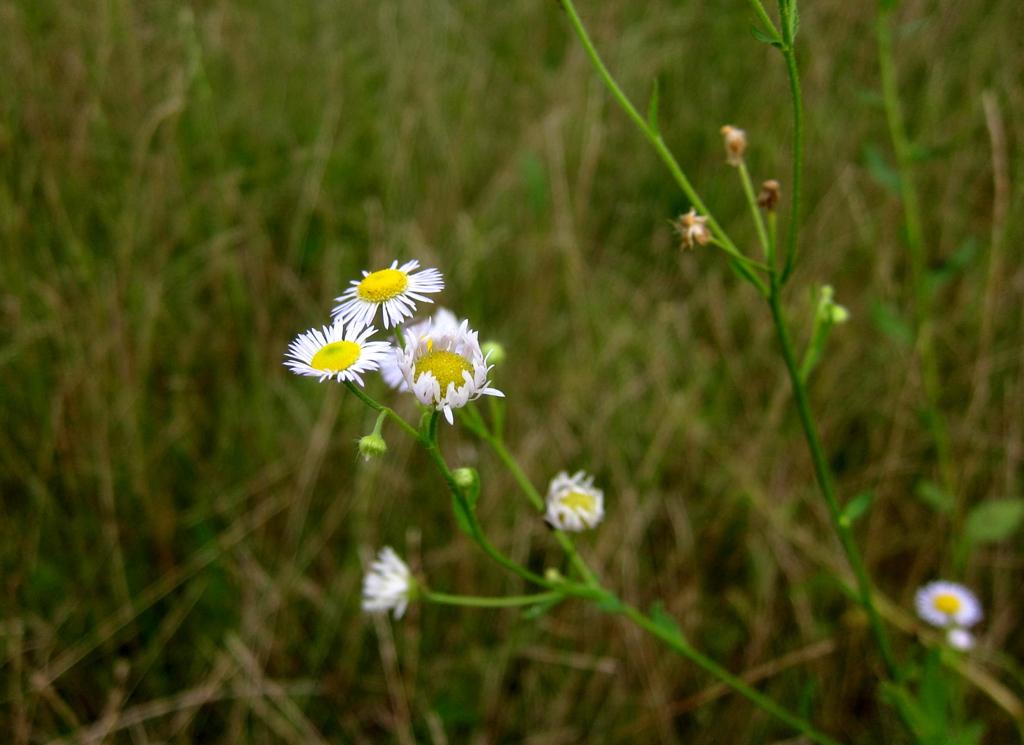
(361, 547, 415, 619)
(380, 309, 461, 391)
(396, 319, 503, 424)
(946, 628, 976, 651)
(284, 320, 392, 385)
(544, 470, 605, 532)
(333, 259, 444, 329)
(915, 581, 983, 629)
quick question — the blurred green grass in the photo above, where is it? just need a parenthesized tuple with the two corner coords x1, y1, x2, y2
(1, 0, 1023, 742)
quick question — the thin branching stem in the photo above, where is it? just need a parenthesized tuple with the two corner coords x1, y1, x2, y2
(559, 0, 747, 264)
(620, 604, 842, 745)
(747, 0, 779, 38)
(767, 271, 901, 680)
(425, 590, 563, 608)
(737, 160, 771, 258)
(459, 405, 602, 588)
(778, 0, 805, 282)
(343, 381, 420, 440)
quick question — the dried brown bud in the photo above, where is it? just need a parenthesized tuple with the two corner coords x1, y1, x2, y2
(672, 209, 712, 250)
(720, 125, 747, 166)
(757, 180, 781, 211)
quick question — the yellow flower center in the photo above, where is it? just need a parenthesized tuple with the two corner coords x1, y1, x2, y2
(415, 350, 472, 393)
(560, 490, 597, 514)
(357, 269, 409, 302)
(933, 594, 961, 614)
(311, 340, 360, 371)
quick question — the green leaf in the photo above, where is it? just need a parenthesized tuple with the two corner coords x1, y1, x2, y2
(597, 591, 625, 614)
(953, 721, 986, 745)
(840, 490, 874, 525)
(879, 681, 930, 737)
(915, 480, 955, 514)
(925, 237, 979, 296)
(451, 493, 475, 538)
(964, 498, 1024, 545)
(647, 78, 660, 135)
(919, 648, 948, 732)
(521, 593, 566, 620)
(726, 257, 764, 292)
(749, 24, 783, 48)
(787, 2, 800, 40)
(870, 298, 914, 347)
(649, 601, 685, 643)
(798, 677, 818, 721)
(519, 151, 549, 215)
(863, 143, 901, 194)
(880, 0, 904, 10)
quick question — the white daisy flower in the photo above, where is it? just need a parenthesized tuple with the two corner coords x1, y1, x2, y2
(396, 319, 503, 424)
(544, 470, 605, 532)
(361, 547, 416, 619)
(285, 320, 392, 385)
(333, 259, 444, 329)
(380, 309, 461, 391)
(947, 628, 976, 651)
(914, 581, 983, 629)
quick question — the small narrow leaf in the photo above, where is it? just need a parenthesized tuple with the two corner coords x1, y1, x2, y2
(964, 499, 1024, 545)
(726, 257, 764, 292)
(521, 593, 566, 620)
(840, 491, 874, 525)
(520, 151, 549, 215)
(870, 299, 914, 347)
(915, 480, 955, 514)
(649, 601, 685, 644)
(788, 2, 800, 40)
(451, 493, 475, 538)
(925, 237, 979, 296)
(863, 143, 901, 194)
(647, 79, 660, 135)
(597, 592, 625, 614)
(749, 24, 783, 48)
(919, 649, 948, 731)
(953, 721, 987, 745)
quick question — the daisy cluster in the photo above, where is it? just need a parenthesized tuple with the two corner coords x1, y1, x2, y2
(284, 259, 503, 420)
(285, 259, 507, 618)
(285, 259, 609, 620)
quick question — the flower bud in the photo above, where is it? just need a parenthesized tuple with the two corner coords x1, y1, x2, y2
(481, 341, 506, 366)
(544, 567, 566, 583)
(452, 467, 478, 490)
(720, 125, 747, 165)
(817, 285, 849, 325)
(757, 180, 781, 211)
(828, 304, 850, 325)
(672, 209, 712, 250)
(358, 433, 388, 461)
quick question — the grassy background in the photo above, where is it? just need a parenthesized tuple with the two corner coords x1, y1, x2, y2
(2, 0, 1023, 742)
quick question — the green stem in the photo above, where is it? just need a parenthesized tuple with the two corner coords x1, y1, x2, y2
(778, 1, 804, 282)
(460, 405, 601, 588)
(767, 272, 900, 680)
(737, 160, 771, 259)
(747, 0, 780, 38)
(493, 433, 601, 588)
(874, 6, 957, 522)
(620, 603, 841, 745)
(371, 409, 387, 436)
(343, 382, 420, 440)
(559, 0, 743, 261)
(425, 590, 563, 608)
